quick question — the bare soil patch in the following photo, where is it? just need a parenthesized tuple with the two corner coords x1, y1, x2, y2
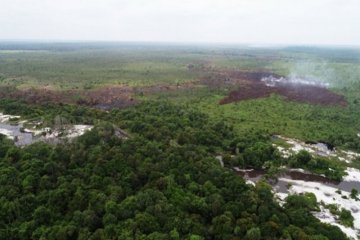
(200, 69, 347, 106)
(219, 79, 347, 106)
(0, 81, 197, 110)
(200, 70, 277, 89)
(0, 87, 75, 104)
(0, 66, 347, 108)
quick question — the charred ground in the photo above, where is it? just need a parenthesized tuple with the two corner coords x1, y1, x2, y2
(208, 70, 348, 107)
(0, 67, 347, 109)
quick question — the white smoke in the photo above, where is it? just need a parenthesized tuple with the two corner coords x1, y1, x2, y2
(261, 75, 330, 88)
(262, 61, 339, 88)
(288, 61, 335, 86)
(290, 61, 360, 88)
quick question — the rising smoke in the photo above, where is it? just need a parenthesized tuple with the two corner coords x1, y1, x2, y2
(262, 61, 339, 88)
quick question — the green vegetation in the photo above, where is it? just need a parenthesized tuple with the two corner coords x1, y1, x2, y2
(350, 189, 359, 201)
(325, 204, 355, 228)
(1, 43, 360, 239)
(285, 192, 319, 212)
(177, 95, 360, 152)
(0, 102, 348, 239)
(287, 150, 346, 181)
(1, 43, 360, 152)
(0, 46, 206, 90)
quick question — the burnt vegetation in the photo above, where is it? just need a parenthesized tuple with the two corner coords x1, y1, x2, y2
(201, 70, 348, 107)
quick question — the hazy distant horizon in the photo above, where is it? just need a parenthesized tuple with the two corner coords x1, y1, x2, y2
(0, 40, 359, 50)
(1, 0, 359, 46)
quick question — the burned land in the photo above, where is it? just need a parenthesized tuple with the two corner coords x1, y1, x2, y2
(200, 69, 347, 106)
(0, 81, 198, 110)
(0, 63, 348, 109)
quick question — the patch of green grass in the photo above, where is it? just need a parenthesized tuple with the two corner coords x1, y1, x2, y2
(148, 86, 360, 152)
(0, 49, 205, 89)
(325, 204, 354, 228)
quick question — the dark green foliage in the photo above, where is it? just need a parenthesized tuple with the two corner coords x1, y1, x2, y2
(328, 133, 360, 153)
(288, 150, 346, 181)
(0, 102, 349, 240)
(285, 193, 319, 212)
(294, 150, 312, 165)
(325, 204, 354, 228)
(242, 142, 280, 169)
(339, 209, 354, 228)
(350, 188, 359, 200)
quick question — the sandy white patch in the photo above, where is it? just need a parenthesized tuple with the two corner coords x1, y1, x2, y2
(288, 168, 308, 173)
(0, 128, 14, 139)
(0, 113, 21, 123)
(342, 150, 360, 160)
(246, 180, 255, 186)
(24, 128, 44, 136)
(215, 156, 224, 167)
(344, 168, 360, 183)
(275, 192, 288, 206)
(314, 206, 358, 240)
(66, 125, 93, 138)
(279, 178, 360, 239)
(39, 125, 94, 142)
(338, 157, 351, 164)
(275, 145, 291, 158)
(274, 135, 359, 163)
(287, 139, 315, 153)
(233, 167, 254, 172)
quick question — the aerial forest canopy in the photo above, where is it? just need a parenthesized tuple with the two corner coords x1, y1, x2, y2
(0, 101, 348, 240)
(1, 0, 360, 236)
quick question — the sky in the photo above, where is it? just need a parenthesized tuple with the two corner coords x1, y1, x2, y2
(0, 0, 359, 45)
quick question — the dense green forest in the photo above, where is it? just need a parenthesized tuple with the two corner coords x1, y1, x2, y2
(0, 101, 348, 239)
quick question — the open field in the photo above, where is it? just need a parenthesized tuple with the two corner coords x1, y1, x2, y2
(0, 46, 204, 89)
(0, 43, 359, 150)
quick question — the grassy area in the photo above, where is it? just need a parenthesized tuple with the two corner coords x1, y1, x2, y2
(1, 43, 360, 151)
(0, 48, 205, 89)
(149, 90, 360, 149)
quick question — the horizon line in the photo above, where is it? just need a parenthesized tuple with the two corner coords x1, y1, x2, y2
(0, 39, 359, 49)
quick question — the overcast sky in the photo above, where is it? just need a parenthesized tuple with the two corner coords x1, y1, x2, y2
(0, 0, 359, 45)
